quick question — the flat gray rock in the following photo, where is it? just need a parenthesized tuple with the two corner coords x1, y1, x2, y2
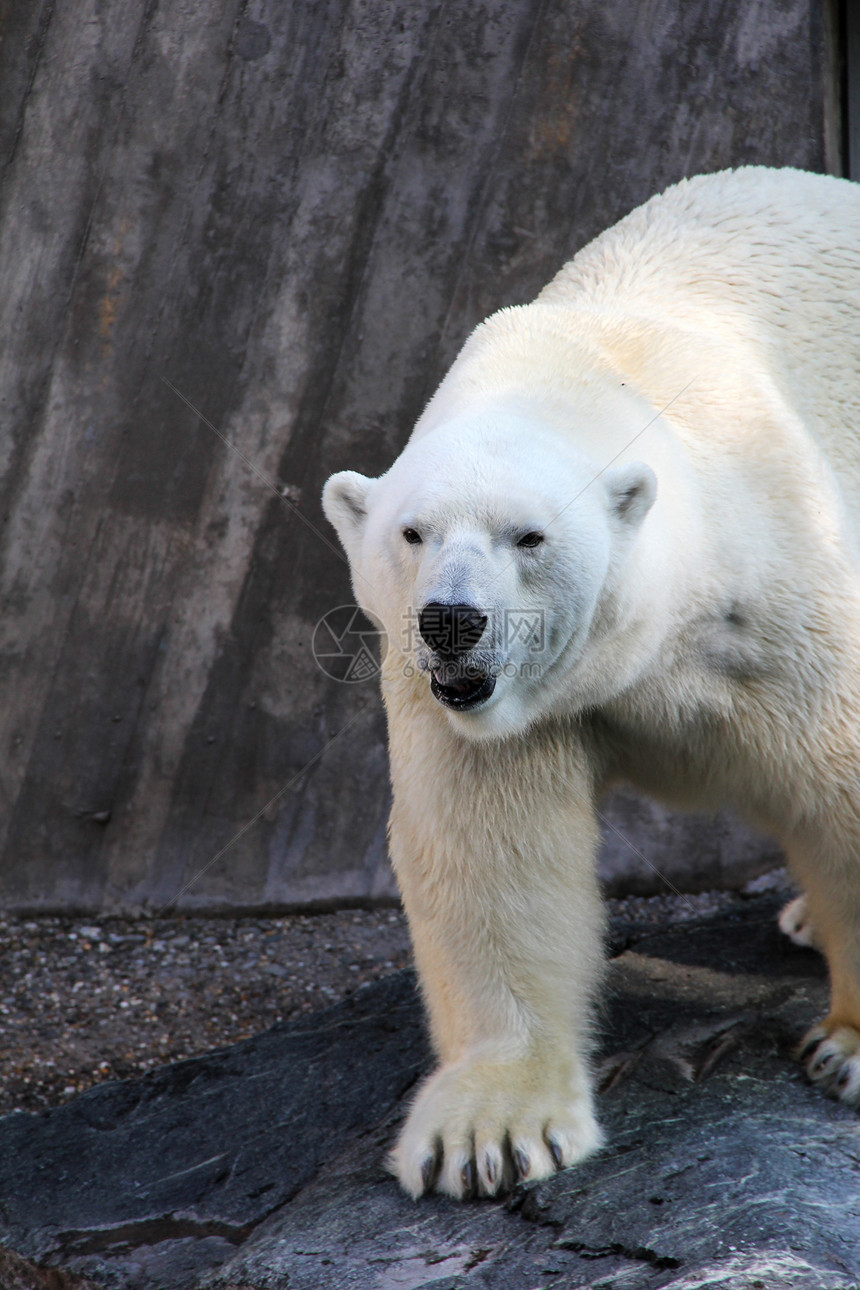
(2, 894, 858, 1290)
(0, 976, 430, 1288)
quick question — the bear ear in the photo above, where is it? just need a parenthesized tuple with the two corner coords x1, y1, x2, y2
(322, 471, 374, 550)
(605, 461, 657, 529)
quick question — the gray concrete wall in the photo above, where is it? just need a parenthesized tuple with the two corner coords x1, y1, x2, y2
(0, 0, 837, 913)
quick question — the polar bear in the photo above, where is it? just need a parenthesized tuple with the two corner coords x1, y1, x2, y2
(322, 167, 860, 1200)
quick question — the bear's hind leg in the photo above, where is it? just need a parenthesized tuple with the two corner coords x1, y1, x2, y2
(778, 893, 819, 949)
(784, 839, 860, 1104)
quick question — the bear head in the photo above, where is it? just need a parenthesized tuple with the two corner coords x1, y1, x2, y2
(323, 399, 657, 741)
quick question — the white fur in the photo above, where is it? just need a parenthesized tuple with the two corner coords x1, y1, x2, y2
(323, 168, 860, 1198)
(778, 894, 819, 949)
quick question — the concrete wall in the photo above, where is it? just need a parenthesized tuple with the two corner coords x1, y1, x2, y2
(0, 0, 838, 912)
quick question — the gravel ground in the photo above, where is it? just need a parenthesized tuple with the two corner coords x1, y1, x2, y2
(0, 907, 413, 1117)
(0, 872, 791, 1118)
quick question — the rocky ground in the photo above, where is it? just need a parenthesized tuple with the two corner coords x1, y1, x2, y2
(0, 907, 412, 1116)
(2, 870, 854, 1290)
(0, 883, 762, 1118)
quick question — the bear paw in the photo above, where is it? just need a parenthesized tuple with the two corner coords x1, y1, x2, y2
(389, 1055, 602, 1200)
(778, 895, 818, 949)
(799, 1022, 860, 1105)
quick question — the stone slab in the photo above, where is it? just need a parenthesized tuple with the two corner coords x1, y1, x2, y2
(2, 892, 858, 1289)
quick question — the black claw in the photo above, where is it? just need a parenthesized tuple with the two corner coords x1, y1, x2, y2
(548, 1139, 564, 1171)
(837, 1067, 852, 1089)
(485, 1154, 498, 1188)
(420, 1155, 435, 1193)
(812, 1052, 834, 1076)
(461, 1159, 474, 1195)
(799, 1035, 823, 1063)
(514, 1148, 530, 1182)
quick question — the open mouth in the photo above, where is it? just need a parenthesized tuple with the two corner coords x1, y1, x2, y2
(430, 668, 496, 710)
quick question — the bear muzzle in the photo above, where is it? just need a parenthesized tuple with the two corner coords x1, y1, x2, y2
(418, 602, 488, 658)
(429, 664, 497, 709)
(417, 603, 497, 709)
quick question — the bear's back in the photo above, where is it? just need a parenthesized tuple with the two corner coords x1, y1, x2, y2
(539, 168, 859, 335)
(537, 167, 860, 533)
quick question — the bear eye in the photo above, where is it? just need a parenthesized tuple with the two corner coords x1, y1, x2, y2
(517, 531, 544, 549)
(402, 527, 422, 545)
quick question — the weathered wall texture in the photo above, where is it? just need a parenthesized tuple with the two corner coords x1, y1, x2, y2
(0, 0, 837, 912)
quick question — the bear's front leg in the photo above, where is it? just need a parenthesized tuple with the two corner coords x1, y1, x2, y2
(387, 716, 605, 1199)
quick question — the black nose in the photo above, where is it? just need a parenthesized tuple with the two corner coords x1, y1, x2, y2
(418, 602, 488, 658)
